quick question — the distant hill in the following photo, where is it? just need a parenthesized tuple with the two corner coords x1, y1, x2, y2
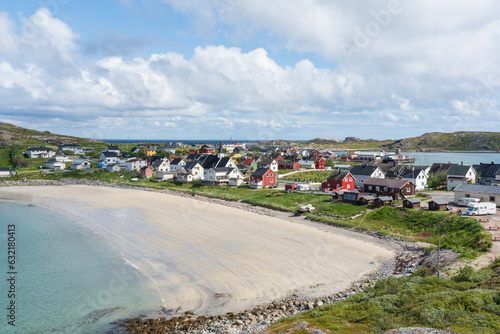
(306, 132, 500, 151)
(0, 122, 104, 148)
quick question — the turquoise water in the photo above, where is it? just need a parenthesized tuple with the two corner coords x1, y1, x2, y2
(0, 201, 164, 334)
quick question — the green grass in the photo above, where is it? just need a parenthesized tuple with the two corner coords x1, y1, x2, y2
(269, 261, 500, 334)
(242, 191, 331, 212)
(305, 206, 491, 259)
(315, 202, 365, 218)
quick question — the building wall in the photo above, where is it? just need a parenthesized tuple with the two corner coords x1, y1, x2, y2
(454, 190, 500, 207)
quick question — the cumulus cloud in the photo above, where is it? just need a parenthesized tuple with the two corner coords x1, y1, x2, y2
(2, 2, 500, 139)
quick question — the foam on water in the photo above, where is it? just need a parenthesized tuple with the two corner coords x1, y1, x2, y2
(0, 201, 164, 334)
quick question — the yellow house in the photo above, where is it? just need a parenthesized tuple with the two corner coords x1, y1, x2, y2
(141, 146, 156, 156)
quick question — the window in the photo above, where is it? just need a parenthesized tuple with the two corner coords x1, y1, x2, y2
(266, 173, 269, 177)
(383, 187, 387, 191)
(376, 186, 380, 191)
(490, 196, 495, 202)
(368, 185, 372, 190)
(270, 179, 273, 183)
(465, 194, 470, 198)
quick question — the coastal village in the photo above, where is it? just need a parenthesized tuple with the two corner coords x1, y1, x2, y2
(2, 135, 500, 333)
(3, 140, 500, 211)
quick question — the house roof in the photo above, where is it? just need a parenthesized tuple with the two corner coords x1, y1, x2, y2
(376, 196, 393, 202)
(429, 163, 455, 174)
(140, 166, 153, 171)
(152, 159, 169, 168)
(476, 162, 500, 178)
(359, 195, 376, 201)
(363, 178, 414, 188)
(27, 146, 52, 151)
(400, 167, 427, 179)
(71, 159, 89, 165)
(106, 145, 120, 150)
(404, 198, 421, 204)
(454, 183, 500, 194)
(252, 167, 273, 177)
(0, 167, 10, 172)
(171, 158, 185, 165)
(260, 158, 276, 166)
(327, 170, 350, 181)
(101, 152, 117, 158)
(242, 158, 255, 165)
(60, 144, 82, 148)
(430, 199, 448, 205)
(350, 165, 381, 176)
(447, 165, 473, 177)
(185, 161, 201, 170)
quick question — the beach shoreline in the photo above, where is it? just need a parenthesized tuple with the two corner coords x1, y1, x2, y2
(0, 181, 412, 332)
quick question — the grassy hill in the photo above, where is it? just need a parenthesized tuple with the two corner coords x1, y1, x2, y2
(0, 122, 106, 168)
(306, 132, 500, 151)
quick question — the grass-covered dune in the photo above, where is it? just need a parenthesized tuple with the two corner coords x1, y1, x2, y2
(268, 260, 500, 334)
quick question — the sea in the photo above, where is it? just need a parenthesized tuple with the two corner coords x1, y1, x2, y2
(0, 200, 164, 334)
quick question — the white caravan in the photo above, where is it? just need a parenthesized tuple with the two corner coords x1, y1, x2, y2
(466, 202, 496, 216)
(457, 197, 480, 206)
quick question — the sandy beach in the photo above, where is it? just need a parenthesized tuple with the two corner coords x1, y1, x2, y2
(0, 185, 396, 316)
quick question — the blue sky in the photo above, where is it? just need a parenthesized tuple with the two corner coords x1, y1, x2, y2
(1, 0, 500, 140)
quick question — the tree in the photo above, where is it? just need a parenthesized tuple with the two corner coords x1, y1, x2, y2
(427, 170, 447, 189)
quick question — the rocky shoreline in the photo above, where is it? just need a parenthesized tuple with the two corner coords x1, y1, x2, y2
(0, 179, 434, 333)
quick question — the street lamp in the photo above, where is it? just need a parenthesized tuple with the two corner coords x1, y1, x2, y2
(437, 233, 447, 278)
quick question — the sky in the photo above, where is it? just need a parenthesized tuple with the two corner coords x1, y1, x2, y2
(0, 0, 500, 141)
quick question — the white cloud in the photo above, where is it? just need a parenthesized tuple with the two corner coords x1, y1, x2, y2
(2, 3, 500, 139)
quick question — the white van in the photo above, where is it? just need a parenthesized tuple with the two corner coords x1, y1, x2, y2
(466, 202, 496, 216)
(457, 197, 480, 206)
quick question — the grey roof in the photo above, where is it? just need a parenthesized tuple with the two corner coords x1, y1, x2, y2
(185, 161, 201, 170)
(101, 152, 117, 158)
(27, 146, 52, 151)
(429, 163, 455, 174)
(171, 158, 185, 165)
(252, 167, 273, 177)
(350, 165, 380, 176)
(0, 167, 11, 172)
(404, 198, 421, 204)
(359, 195, 376, 200)
(152, 159, 169, 168)
(476, 162, 500, 178)
(400, 167, 427, 178)
(454, 183, 500, 195)
(430, 199, 448, 205)
(377, 196, 393, 201)
(447, 165, 473, 177)
(106, 145, 120, 150)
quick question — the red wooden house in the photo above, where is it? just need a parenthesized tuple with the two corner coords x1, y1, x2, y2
(278, 160, 301, 170)
(139, 166, 154, 179)
(270, 153, 285, 161)
(199, 145, 216, 154)
(309, 150, 322, 159)
(314, 158, 325, 170)
(249, 167, 276, 189)
(321, 171, 355, 192)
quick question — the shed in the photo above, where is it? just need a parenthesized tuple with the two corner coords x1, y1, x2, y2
(359, 195, 376, 206)
(428, 199, 448, 211)
(375, 196, 393, 207)
(403, 198, 421, 209)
